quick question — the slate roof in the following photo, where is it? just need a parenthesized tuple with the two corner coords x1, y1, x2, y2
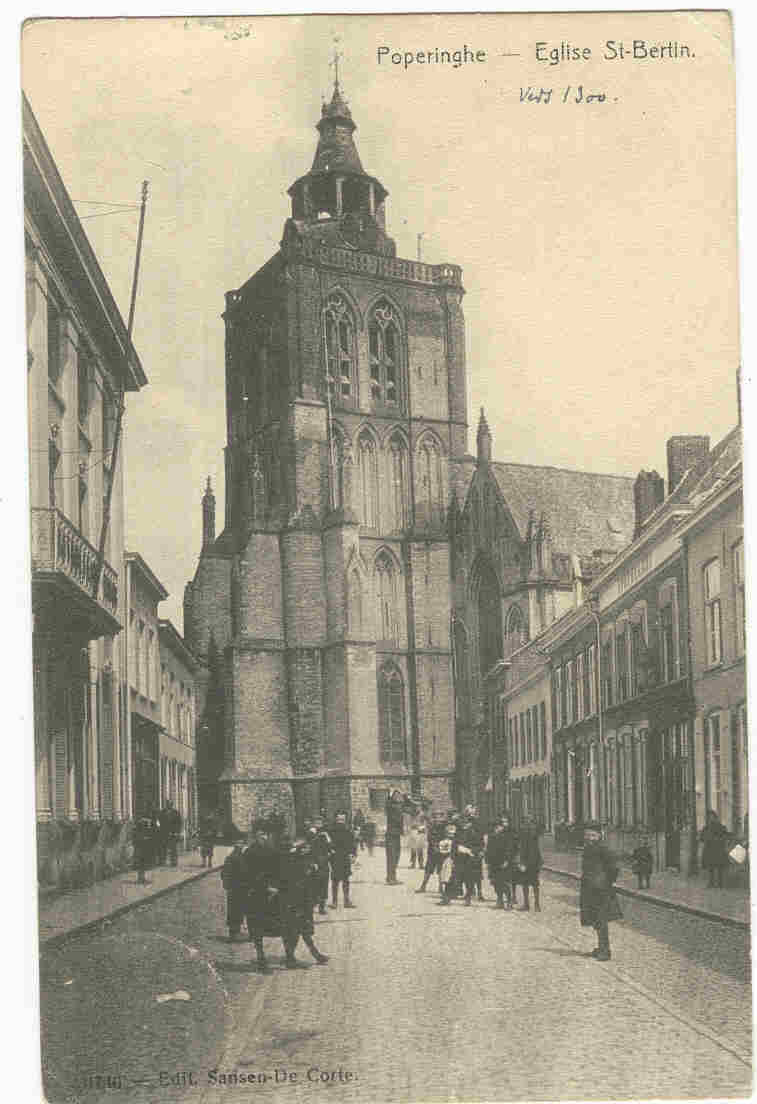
(490, 461, 635, 557)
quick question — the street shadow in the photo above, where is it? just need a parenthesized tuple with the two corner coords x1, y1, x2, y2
(533, 946, 594, 958)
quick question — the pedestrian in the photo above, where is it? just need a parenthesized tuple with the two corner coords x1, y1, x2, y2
(275, 834, 330, 968)
(161, 799, 182, 867)
(243, 824, 279, 971)
(580, 822, 622, 961)
(199, 814, 215, 868)
(464, 805, 486, 900)
(456, 810, 483, 906)
(436, 821, 458, 905)
(407, 806, 427, 869)
(309, 815, 332, 914)
(700, 810, 731, 888)
(630, 836, 654, 890)
(362, 816, 376, 857)
(415, 810, 446, 894)
(384, 789, 406, 885)
(133, 815, 156, 886)
(353, 807, 366, 850)
(485, 813, 518, 909)
(516, 817, 543, 911)
(221, 839, 248, 939)
(266, 806, 287, 846)
(152, 806, 166, 866)
(329, 811, 357, 908)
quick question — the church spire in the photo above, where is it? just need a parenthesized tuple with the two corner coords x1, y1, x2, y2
(202, 476, 216, 548)
(477, 407, 492, 464)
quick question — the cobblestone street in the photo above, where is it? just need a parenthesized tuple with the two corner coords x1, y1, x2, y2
(40, 849, 751, 1103)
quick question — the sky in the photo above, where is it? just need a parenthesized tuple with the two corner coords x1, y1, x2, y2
(21, 11, 740, 630)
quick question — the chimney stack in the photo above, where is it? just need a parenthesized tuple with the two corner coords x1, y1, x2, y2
(633, 470, 665, 536)
(202, 476, 216, 548)
(666, 436, 710, 494)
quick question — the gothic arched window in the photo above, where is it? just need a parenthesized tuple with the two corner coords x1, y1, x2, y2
(357, 431, 379, 528)
(378, 663, 407, 764)
(418, 436, 443, 527)
(505, 604, 526, 656)
(388, 433, 409, 531)
(324, 294, 356, 407)
(347, 568, 364, 636)
(368, 300, 403, 410)
(375, 550, 400, 644)
(476, 560, 503, 677)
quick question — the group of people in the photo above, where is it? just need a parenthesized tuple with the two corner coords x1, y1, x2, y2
(411, 806, 543, 910)
(132, 799, 183, 884)
(220, 812, 359, 970)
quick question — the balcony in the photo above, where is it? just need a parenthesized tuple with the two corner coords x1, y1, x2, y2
(31, 508, 121, 638)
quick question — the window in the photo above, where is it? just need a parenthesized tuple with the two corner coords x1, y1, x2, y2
(357, 432, 379, 528)
(375, 551, 400, 644)
(587, 644, 597, 715)
(733, 542, 745, 656)
(388, 434, 409, 531)
(660, 602, 675, 683)
(732, 704, 748, 834)
(607, 740, 618, 825)
(623, 735, 634, 827)
(602, 639, 613, 708)
(509, 718, 515, 767)
(77, 345, 91, 427)
(565, 660, 574, 726)
(532, 705, 539, 761)
(324, 294, 356, 404)
(47, 293, 62, 384)
(631, 621, 645, 696)
(704, 560, 722, 665)
(525, 709, 532, 762)
(520, 712, 526, 764)
(77, 466, 88, 539)
(418, 438, 443, 528)
(635, 733, 648, 825)
(505, 604, 525, 657)
(616, 625, 629, 703)
(48, 433, 60, 508)
(705, 713, 725, 821)
(369, 300, 403, 408)
(540, 701, 547, 759)
(513, 715, 519, 767)
(378, 664, 407, 764)
(589, 743, 599, 821)
(554, 667, 563, 730)
(575, 652, 585, 721)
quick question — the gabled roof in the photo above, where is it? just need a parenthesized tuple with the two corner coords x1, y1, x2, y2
(639, 425, 742, 533)
(490, 462, 634, 556)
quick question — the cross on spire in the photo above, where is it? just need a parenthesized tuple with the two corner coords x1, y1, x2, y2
(330, 37, 343, 91)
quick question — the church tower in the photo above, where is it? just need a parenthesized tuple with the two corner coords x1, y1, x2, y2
(186, 76, 468, 830)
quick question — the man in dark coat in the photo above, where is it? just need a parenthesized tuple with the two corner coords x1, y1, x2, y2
(243, 826, 279, 970)
(485, 813, 518, 908)
(221, 840, 248, 939)
(275, 835, 329, 968)
(161, 799, 182, 866)
(415, 811, 447, 893)
(384, 789, 407, 885)
(457, 811, 484, 906)
(700, 810, 731, 888)
(580, 822, 622, 960)
(353, 808, 366, 850)
(362, 817, 376, 856)
(329, 811, 357, 908)
(630, 836, 654, 890)
(516, 817, 543, 911)
(133, 815, 156, 885)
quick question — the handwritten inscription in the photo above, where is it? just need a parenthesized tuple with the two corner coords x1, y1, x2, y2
(520, 86, 610, 105)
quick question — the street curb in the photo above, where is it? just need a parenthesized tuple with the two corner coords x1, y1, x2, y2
(39, 862, 224, 951)
(542, 865, 750, 930)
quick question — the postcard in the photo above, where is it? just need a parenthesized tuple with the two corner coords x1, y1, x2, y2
(21, 11, 748, 1103)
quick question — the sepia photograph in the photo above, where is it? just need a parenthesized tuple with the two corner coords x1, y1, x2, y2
(18, 9, 750, 1102)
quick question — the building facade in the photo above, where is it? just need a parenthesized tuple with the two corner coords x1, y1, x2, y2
(497, 650, 553, 831)
(26, 94, 147, 883)
(158, 620, 199, 837)
(544, 430, 744, 874)
(678, 427, 746, 839)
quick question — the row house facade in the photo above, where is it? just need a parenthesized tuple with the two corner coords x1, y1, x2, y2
(540, 429, 744, 874)
(158, 618, 199, 835)
(125, 553, 198, 833)
(26, 93, 147, 881)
